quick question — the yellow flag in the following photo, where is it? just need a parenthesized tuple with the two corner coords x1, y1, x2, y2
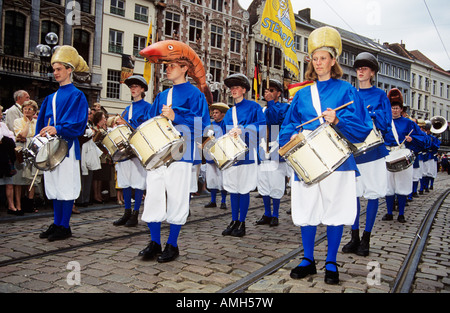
(143, 23, 153, 84)
(260, 0, 299, 78)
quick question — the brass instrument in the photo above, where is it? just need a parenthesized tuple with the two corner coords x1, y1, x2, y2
(430, 116, 448, 134)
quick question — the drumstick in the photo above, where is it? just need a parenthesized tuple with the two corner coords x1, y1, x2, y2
(119, 112, 135, 131)
(296, 101, 354, 128)
(29, 118, 51, 191)
(400, 129, 414, 146)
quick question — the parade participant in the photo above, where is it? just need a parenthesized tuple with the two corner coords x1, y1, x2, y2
(139, 60, 210, 263)
(221, 73, 266, 237)
(112, 75, 148, 227)
(278, 26, 373, 284)
(421, 122, 440, 192)
(204, 102, 229, 209)
(37, 45, 89, 241)
(256, 79, 289, 227)
(382, 88, 430, 223)
(13, 100, 40, 213)
(415, 120, 428, 196)
(341, 52, 392, 256)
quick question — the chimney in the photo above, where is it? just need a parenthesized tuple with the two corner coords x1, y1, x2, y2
(383, 42, 389, 48)
(298, 8, 311, 23)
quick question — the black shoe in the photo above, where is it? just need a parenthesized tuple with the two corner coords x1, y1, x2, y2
(255, 215, 271, 225)
(204, 202, 217, 208)
(412, 192, 419, 198)
(397, 215, 406, 223)
(222, 220, 238, 236)
(220, 203, 227, 210)
(342, 229, 360, 253)
(113, 209, 131, 226)
(290, 258, 316, 279)
(356, 231, 371, 256)
(324, 262, 340, 285)
(124, 210, 139, 227)
(48, 226, 72, 242)
(138, 241, 162, 260)
(231, 221, 245, 237)
(382, 213, 393, 221)
(39, 223, 58, 239)
(157, 244, 179, 263)
(269, 217, 279, 227)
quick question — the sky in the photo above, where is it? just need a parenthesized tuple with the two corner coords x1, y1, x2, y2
(238, 0, 450, 70)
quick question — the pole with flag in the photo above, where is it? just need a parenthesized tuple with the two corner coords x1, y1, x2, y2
(253, 53, 261, 101)
(143, 23, 153, 84)
(260, 0, 299, 79)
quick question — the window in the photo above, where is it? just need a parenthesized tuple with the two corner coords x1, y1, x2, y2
(75, 0, 91, 14)
(341, 51, 349, 65)
(211, 0, 223, 12)
(210, 25, 223, 49)
(274, 48, 282, 69)
(294, 35, 301, 51)
(109, 29, 123, 54)
(189, 18, 203, 43)
(229, 64, 240, 75)
(107, 69, 121, 99)
(230, 31, 241, 53)
(110, 0, 125, 16)
(41, 21, 60, 44)
(210, 59, 222, 82)
(165, 11, 180, 38)
(303, 37, 308, 53)
(190, 0, 202, 4)
(133, 35, 146, 57)
(4, 11, 26, 57)
(255, 42, 263, 63)
(73, 29, 90, 65)
(135, 4, 148, 22)
(411, 73, 416, 88)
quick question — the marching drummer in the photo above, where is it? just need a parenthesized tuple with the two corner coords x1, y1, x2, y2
(278, 27, 372, 284)
(221, 73, 266, 237)
(37, 46, 89, 241)
(204, 102, 229, 210)
(341, 52, 392, 257)
(255, 79, 289, 227)
(112, 75, 148, 227)
(139, 59, 210, 263)
(419, 121, 440, 193)
(382, 88, 430, 223)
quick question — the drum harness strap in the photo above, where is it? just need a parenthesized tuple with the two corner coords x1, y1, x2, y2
(389, 120, 401, 151)
(311, 83, 325, 125)
(52, 91, 58, 125)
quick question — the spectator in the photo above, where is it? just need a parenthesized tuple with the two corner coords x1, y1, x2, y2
(5, 90, 29, 132)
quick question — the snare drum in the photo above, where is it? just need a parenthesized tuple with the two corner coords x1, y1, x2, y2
(385, 148, 415, 172)
(101, 125, 133, 162)
(353, 127, 384, 157)
(128, 116, 184, 170)
(24, 135, 68, 171)
(279, 123, 355, 185)
(204, 133, 249, 170)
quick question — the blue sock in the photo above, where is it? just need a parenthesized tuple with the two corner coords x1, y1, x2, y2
(272, 198, 280, 218)
(220, 190, 227, 204)
(424, 176, 430, 189)
(352, 198, 361, 230)
(386, 195, 395, 215)
(299, 226, 316, 267)
(167, 224, 182, 247)
(123, 187, 132, 209)
(60, 200, 74, 229)
(133, 189, 144, 211)
(326, 225, 344, 272)
(365, 199, 379, 232)
(419, 178, 425, 191)
(262, 196, 272, 217)
(210, 189, 218, 203)
(413, 181, 418, 193)
(53, 200, 63, 226)
(238, 193, 250, 222)
(397, 194, 406, 216)
(429, 177, 434, 188)
(230, 193, 239, 221)
(147, 222, 161, 245)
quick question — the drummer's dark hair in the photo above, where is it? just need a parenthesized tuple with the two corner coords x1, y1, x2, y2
(93, 110, 105, 126)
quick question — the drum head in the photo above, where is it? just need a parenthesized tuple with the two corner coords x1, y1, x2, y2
(34, 138, 68, 171)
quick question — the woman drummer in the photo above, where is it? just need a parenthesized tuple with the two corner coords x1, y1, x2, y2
(381, 88, 430, 223)
(221, 73, 266, 237)
(278, 26, 373, 284)
(341, 52, 392, 256)
(112, 75, 148, 227)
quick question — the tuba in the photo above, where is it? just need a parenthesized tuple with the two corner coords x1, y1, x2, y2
(430, 116, 448, 134)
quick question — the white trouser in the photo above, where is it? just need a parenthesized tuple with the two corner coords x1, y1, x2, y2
(386, 165, 413, 196)
(44, 145, 81, 200)
(257, 161, 288, 199)
(205, 162, 224, 190)
(142, 162, 192, 225)
(116, 157, 147, 190)
(291, 171, 357, 226)
(413, 161, 423, 182)
(223, 162, 257, 194)
(356, 157, 388, 199)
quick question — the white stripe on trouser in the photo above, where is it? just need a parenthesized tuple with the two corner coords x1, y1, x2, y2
(356, 157, 388, 199)
(386, 165, 413, 196)
(44, 145, 81, 200)
(141, 162, 192, 225)
(291, 171, 357, 226)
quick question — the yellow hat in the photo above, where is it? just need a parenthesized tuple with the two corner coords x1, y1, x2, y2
(210, 102, 229, 113)
(51, 45, 89, 72)
(308, 26, 342, 58)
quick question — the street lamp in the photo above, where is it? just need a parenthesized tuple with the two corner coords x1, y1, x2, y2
(34, 32, 60, 79)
